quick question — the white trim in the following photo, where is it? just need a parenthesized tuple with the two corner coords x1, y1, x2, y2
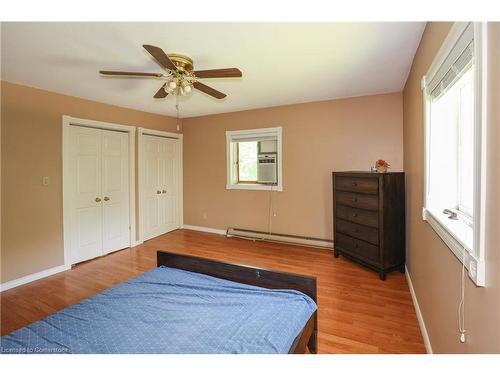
(226, 126, 283, 192)
(138, 127, 183, 139)
(0, 264, 71, 292)
(62, 115, 139, 133)
(422, 208, 479, 281)
(225, 183, 280, 191)
(62, 115, 137, 267)
(137, 127, 183, 242)
(405, 266, 433, 354)
(178, 134, 184, 229)
(473, 22, 488, 288)
(421, 22, 487, 286)
(182, 224, 227, 236)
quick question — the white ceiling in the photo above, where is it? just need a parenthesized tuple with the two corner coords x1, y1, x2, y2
(1, 22, 425, 118)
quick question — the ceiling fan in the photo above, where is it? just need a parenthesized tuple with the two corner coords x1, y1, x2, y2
(99, 44, 242, 100)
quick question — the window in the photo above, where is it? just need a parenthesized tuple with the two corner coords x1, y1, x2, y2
(237, 141, 258, 183)
(226, 127, 282, 191)
(422, 22, 486, 286)
(428, 65, 474, 224)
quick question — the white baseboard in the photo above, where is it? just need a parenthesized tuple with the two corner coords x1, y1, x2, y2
(0, 264, 71, 292)
(182, 224, 227, 236)
(405, 265, 433, 354)
(131, 240, 144, 247)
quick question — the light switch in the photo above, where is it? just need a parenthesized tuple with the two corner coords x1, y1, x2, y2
(42, 176, 50, 186)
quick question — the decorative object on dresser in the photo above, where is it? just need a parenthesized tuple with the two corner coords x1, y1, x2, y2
(374, 159, 390, 173)
(332, 171, 405, 280)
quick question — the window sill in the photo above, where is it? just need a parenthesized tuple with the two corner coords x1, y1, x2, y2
(226, 183, 282, 192)
(422, 207, 484, 286)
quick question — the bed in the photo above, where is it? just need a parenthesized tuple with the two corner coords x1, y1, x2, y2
(1, 251, 318, 354)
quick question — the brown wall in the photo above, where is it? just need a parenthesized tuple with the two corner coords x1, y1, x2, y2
(403, 22, 500, 353)
(182, 93, 403, 240)
(1, 81, 179, 283)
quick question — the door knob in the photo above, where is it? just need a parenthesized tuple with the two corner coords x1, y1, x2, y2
(162, 190, 167, 194)
(104, 196, 110, 201)
(157, 190, 161, 194)
(95, 197, 102, 202)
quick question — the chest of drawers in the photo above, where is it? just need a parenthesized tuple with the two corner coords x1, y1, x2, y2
(332, 172, 405, 280)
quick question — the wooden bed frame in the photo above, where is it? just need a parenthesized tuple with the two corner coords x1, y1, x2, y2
(157, 251, 318, 354)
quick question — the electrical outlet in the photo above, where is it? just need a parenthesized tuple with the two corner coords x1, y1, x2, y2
(202, 212, 208, 220)
(42, 176, 50, 186)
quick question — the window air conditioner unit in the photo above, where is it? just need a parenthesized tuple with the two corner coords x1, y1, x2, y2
(257, 154, 277, 184)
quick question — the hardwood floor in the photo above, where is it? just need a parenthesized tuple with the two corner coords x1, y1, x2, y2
(1, 229, 426, 353)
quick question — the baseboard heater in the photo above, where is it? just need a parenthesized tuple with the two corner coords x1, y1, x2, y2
(226, 227, 333, 249)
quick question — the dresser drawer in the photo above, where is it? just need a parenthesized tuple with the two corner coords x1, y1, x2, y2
(335, 233, 379, 264)
(336, 219, 379, 245)
(336, 205, 379, 228)
(335, 176, 379, 194)
(335, 191, 379, 211)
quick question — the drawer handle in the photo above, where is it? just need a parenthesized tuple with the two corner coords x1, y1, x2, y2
(352, 213, 358, 218)
(353, 197, 358, 202)
(352, 182, 357, 187)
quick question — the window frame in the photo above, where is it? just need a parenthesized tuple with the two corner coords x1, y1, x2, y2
(226, 127, 283, 192)
(421, 22, 487, 286)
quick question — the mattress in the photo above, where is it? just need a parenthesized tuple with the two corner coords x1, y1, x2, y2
(1, 266, 317, 354)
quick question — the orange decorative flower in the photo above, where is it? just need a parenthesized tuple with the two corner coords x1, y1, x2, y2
(375, 159, 390, 168)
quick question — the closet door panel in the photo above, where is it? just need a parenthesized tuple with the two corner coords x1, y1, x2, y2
(101, 131, 130, 253)
(162, 138, 179, 232)
(140, 134, 180, 241)
(142, 136, 162, 240)
(69, 126, 103, 264)
(158, 142, 167, 230)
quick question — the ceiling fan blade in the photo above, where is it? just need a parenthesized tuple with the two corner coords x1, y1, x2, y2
(153, 84, 168, 99)
(100, 70, 163, 77)
(194, 68, 242, 78)
(193, 81, 227, 99)
(143, 44, 177, 71)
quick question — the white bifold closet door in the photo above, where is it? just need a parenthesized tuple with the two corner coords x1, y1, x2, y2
(68, 125, 130, 264)
(142, 134, 180, 241)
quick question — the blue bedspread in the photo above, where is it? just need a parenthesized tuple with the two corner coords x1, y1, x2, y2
(1, 266, 317, 354)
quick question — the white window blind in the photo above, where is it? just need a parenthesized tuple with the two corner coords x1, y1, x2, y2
(428, 22, 474, 99)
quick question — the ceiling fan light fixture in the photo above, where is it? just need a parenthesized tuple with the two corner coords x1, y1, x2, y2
(168, 80, 177, 90)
